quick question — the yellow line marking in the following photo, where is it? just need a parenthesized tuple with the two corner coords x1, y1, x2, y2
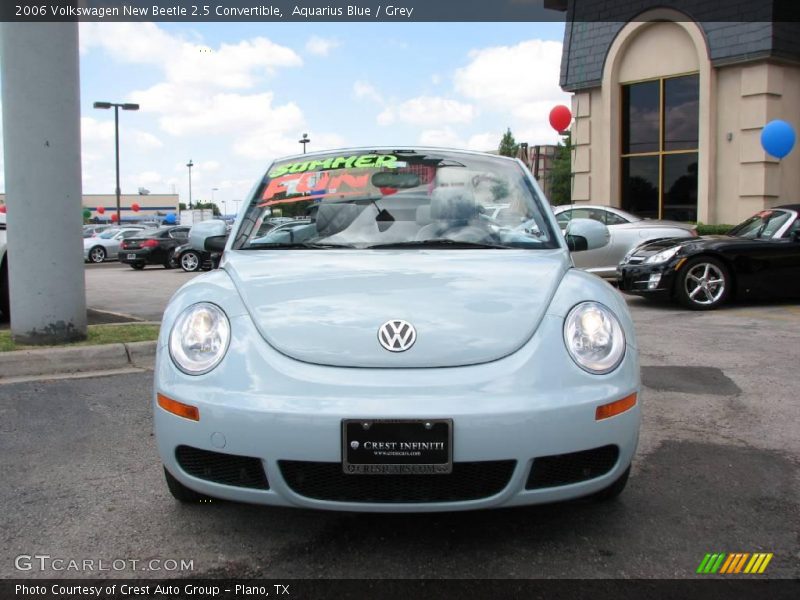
(757, 553, 773, 574)
(744, 554, 760, 573)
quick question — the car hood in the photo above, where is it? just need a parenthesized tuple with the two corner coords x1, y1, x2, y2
(632, 235, 737, 256)
(224, 249, 569, 368)
(620, 219, 696, 231)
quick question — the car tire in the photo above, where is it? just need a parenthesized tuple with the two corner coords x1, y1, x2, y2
(88, 246, 106, 263)
(676, 256, 730, 310)
(163, 467, 212, 503)
(130, 263, 145, 270)
(180, 251, 202, 272)
(588, 466, 630, 502)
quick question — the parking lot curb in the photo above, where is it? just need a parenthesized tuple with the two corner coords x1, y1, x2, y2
(0, 340, 157, 380)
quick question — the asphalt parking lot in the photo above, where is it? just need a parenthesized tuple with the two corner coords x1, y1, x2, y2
(0, 262, 798, 579)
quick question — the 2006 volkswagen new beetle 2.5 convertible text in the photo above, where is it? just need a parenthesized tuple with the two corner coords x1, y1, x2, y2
(154, 147, 641, 511)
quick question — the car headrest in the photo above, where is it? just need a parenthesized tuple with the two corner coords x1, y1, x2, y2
(315, 203, 360, 237)
(430, 186, 478, 222)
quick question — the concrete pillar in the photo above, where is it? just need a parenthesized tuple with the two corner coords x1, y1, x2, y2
(1, 23, 87, 344)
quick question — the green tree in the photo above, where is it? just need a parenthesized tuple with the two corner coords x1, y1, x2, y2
(548, 132, 572, 205)
(498, 127, 519, 157)
(193, 201, 220, 216)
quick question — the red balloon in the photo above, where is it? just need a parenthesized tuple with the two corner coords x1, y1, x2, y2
(131, 202, 140, 212)
(111, 213, 119, 222)
(549, 105, 573, 133)
(97, 206, 105, 215)
(0, 205, 6, 214)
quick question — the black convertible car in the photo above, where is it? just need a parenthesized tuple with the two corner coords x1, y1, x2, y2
(617, 205, 800, 310)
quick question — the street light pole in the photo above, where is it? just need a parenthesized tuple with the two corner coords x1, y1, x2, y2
(299, 132, 310, 154)
(212, 187, 218, 214)
(186, 160, 194, 209)
(93, 101, 139, 225)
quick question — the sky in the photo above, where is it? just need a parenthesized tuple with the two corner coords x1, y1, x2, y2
(1, 21, 570, 210)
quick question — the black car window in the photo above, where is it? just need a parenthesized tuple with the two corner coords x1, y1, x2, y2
(121, 230, 139, 238)
(170, 230, 188, 240)
(604, 211, 629, 226)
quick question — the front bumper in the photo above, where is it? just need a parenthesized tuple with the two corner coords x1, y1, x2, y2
(616, 262, 678, 297)
(155, 312, 641, 512)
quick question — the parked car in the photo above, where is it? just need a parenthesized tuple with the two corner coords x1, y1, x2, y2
(83, 224, 114, 238)
(617, 205, 800, 310)
(119, 226, 190, 270)
(553, 205, 697, 278)
(0, 212, 8, 321)
(154, 147, 640, 510)
(83, 226, 149, 263)
(170, 242, 215, 272)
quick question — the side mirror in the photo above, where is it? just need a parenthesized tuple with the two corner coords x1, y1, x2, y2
(189, 219, 228, 252)
(565, 218, 610, 252)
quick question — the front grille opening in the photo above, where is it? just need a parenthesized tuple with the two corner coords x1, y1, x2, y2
(279, 460, 516, 503)
(526, 445, 619, 489)
(175, 445, 269, 490)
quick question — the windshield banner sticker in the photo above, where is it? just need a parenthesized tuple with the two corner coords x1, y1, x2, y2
(261, 171, 372, 205)
(269, 154, 400, 178)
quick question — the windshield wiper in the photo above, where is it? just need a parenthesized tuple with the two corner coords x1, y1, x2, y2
(367, 238, 506, 249)
(245, 241, 355, 249)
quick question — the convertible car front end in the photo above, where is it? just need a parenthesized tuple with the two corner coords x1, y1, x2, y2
(154, 148, 641, 511)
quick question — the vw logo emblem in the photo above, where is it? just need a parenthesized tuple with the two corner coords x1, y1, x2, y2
(350, 441, 360, 450)
(378, 320, 417, 352)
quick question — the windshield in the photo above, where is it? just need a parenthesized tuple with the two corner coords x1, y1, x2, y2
(233, 149, 557, 250)
(727, 209, 792, 239)
(98, 229, 120, 239)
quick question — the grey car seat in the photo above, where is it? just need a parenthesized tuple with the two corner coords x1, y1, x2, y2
(415, 186, 488, 241)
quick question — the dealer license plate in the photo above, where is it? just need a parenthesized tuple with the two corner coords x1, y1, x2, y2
(342, 419, 452, 474)
(126, 253, 136, 260)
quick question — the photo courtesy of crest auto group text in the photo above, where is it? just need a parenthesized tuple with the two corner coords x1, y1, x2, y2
(0, 1, 798, 599)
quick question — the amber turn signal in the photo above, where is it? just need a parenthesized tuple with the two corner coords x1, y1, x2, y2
(157, 393, 200, 421)
(595, 393, 637, 421)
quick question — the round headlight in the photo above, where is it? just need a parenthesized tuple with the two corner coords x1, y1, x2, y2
(169, 302, 230, 375)
(563, 302, 625, 374)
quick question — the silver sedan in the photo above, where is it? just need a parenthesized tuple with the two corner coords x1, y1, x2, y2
(83, 227, 148, 263)
(553, 205, 697, 278)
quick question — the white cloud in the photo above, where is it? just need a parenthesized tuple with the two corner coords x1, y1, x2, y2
(353, 81, 383, 104)
(305, 35, 340, 57)
(135, 171, 163, 186)
(378, 96, 477, 127)
(417, 129, 501, 152)
(454, 39, 571, 144)
(418, 128, 464, 148)
(81, 23, 302, 89)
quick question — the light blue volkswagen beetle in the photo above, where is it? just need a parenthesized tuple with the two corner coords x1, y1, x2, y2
(154, 148, 640, 511)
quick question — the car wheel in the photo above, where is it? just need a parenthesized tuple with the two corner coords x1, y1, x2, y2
(588, 466, 630, 502)
(130, 263, 145, 270)
(676, 256, 730, 310)
(180, 251, 201, 272)
(88, 246, 106, 263)
(163, 467, 212, 503)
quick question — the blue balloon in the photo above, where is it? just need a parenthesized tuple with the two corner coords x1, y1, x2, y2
(760, 120, 795, 159)
(164, 213, 177, 225)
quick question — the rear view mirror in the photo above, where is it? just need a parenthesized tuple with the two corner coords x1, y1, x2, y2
(189, 219, 228, 252)
(565, 218, 609, 252)
(371, 172, 421, 189)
